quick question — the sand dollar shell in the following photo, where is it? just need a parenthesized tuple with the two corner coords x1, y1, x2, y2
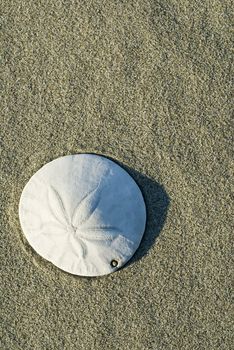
(19, 154, 146, 276)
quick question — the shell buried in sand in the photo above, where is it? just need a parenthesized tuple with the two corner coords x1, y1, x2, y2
(19, 154, 146, 276)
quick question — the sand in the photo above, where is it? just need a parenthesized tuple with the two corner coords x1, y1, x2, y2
(0, 1, 232, 349)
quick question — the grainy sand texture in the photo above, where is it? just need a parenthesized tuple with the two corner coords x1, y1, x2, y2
(0, 1, 232, 349)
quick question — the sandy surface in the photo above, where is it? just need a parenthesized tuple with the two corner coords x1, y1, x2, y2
(0, 1, 232, 349)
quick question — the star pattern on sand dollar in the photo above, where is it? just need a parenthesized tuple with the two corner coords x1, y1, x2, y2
(45, 181, 122, 261)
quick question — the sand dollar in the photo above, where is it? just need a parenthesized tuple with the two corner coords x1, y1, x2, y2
(19, 154, 146, 276)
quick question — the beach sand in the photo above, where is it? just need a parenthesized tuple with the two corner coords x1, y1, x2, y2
(0, 1, 232, 349)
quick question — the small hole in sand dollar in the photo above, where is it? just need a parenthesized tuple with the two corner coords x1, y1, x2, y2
(111, 260, 118, 268)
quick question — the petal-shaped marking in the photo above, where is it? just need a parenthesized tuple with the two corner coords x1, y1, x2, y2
(43, 221, 65, 230)
(68, 234, 87, 259)
(36, 225, 67, 238)
(71, 185, 102, 227)
(42, 221, 66, 231)
(78, 227, 121, 241)
(78, 238, 87, 258)
(72, 163, 111, 228)
(47, 186, 69, 226)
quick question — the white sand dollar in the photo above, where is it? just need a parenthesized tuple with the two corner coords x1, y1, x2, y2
(19, 154, 146, 276)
